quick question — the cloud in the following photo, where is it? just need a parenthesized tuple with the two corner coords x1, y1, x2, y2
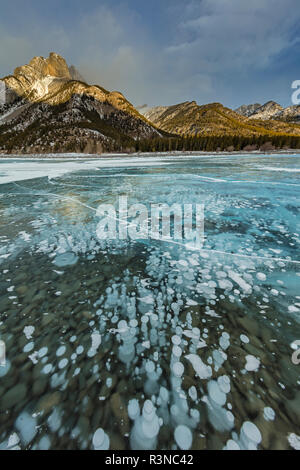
(171, 0, 300, 70)
(0, 0, 299, 108)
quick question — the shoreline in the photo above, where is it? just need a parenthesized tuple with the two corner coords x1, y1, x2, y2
(0, 149, 299, 160)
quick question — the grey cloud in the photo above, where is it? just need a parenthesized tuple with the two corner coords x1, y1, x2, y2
(173, 0, 300, 70)
(0, 0, 299, 108)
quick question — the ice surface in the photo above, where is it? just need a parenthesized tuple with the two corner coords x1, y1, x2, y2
(1, 153, 300, 450)
(53, 252, 78, 267)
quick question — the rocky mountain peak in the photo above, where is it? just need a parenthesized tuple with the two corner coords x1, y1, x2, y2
(14, 52, 71, 81)
(235, 103, 262, 117)
(1, 52, 148, 121)
(0, 52, 161, 154)
(248, 101, 283, 120)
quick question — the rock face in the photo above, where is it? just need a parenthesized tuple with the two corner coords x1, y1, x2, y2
(3, 53, 71, 102)
(275, 105, 300, 123)
(142, 105, 170, 122)
(248, 101, 284, 120)
(1, 53, 148, 118)
(236, 101, 300, 123)
(235, 103, 262, 117)
(0, 52, 161, 154)
(14, 52, 71, 82)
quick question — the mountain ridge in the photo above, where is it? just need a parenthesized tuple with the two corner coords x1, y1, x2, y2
(235, 100, 300, 122)
(0, 53, 162, 154)
(2, 52, 300, 154)
(143, 100, 300, 138)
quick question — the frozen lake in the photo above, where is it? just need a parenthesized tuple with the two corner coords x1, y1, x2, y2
(0, 153, 299, 450)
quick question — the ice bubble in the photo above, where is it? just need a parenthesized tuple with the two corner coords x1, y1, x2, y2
(174, 425, 193, 450)
(150, 313, 158, 326)
(145, 361, 155, 374)
(217, 375, 231, 394)
(288, 433, 300, 450)
(240, 334, 249, 344)
(185, 354, 212, 379)
(142, 401, 160, 439)
(130, 400, 160, 450)
(219, 332, 230, 350)
(139, 295, 154, 305)
(23, 342, 34, 353)
(88, 332, 102, 357)
(42, 364, 53, 374)
(73, 367, 80, 377)
(225, 439, 240, 450)
(228, 270, 252, 294)
(172, 335, 181, 346)
(106, 378, 112, 388)
(288, 305, 300, 313)
(92, 428, 110, 450)
(24, 326, 35, 340)
(56, 346, 66, 357)
(240, 421, 262, 448)
(208, 380, 227, 407)
(172, 345, 182, 358)
(53, 252, 78, 268)
(264, 407, 275, 422)
(15, 412, 37, 445)
(128, 399, 140, 420)
(7, 432, 20, 449)
(171, 404, 179, 417)
(118, 320, 128, 332)
(245, 355, 260, 372)
(38, 347, 48, 358)
(143, 400, 155, 420)
(159, 386, 169, 404)
(48, 409, 61, 432)
(256, 273, 266, 281)
(190, 409, 200, 423)
(188, 386, 197, 401)
(0, 359, 11, 377)
(179, 260, 188, 267)
(172, 362, 184, 377)
(219, 279, 233, 290)
(58, 358, 68, 369)
(38, 436, 51, 450)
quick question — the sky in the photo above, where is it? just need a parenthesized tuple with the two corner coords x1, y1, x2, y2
(1, 0, 300, 109)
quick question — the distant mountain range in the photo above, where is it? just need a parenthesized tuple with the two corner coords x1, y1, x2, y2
(235, 101, 300, 122)
(1, 52, 300, 154)
(143, 101, 300, 138)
